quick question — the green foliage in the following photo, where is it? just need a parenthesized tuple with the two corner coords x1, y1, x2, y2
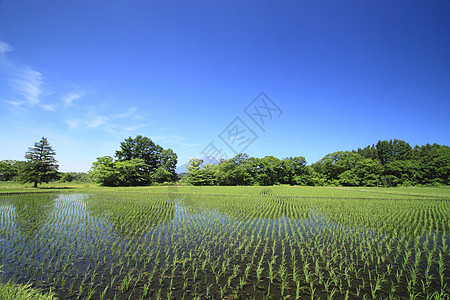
(115, 158, 150, 186)
(115, 135, 161, 166)
(184, 139, 449, 187)
(88, 138, 448, 187)
(89, 135, 178, 186)
(152, 166, 174, 183)
(375, 139, 412, 165)
(89, 157, 150, 186)
(184, 158, 218, 186)
(59, 172, 89, 183)
(314, 140, 450, 187)
(18, 137, 59, 187)
(0, 160, 26, 181)
(216, 153, 255, 185)
(10, 136, 446, 189)
(213, 154, 310, 186)
(115, 135, 177, 180)
(89, 156, 118, 186)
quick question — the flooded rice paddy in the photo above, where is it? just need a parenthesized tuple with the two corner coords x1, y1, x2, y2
(0, 191, 449, 299)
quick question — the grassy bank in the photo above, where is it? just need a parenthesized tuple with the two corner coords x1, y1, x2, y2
(1, 181, 449, 199)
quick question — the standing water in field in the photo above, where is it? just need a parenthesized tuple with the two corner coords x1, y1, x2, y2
(0, 192, 449, 299)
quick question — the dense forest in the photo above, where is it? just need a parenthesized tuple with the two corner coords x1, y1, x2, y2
(1, 138, 448, 187)
(184, 139, 450, 187)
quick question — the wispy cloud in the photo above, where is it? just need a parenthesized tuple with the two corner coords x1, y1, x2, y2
(66, 114, 109, 129)
(0, 40, 13, 56)
(1, 39, 145, 137)
(0, 40, 43, 108)
(115, 107, 137, 118)
(41, 103, 57, 111)
(62, 93, 82, 106)
(87, 116, 109, 128)
(1, 40, 87, 115)
(65, 105, 141, 131)
(5, 100, 25, 108)
(10, 67, 43, 105)
(66, 119, 79, 129)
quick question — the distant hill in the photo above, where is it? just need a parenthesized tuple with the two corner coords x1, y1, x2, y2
(176, 156, 219, 174)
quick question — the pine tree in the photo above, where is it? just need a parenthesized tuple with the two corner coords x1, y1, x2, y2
(20, 137, 59, 187)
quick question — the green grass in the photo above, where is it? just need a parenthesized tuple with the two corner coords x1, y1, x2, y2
(2, 181, 449, 199)
(338, 185, 450, 198)
(0, 181, 95, 194)
(0, 282, 55, 300)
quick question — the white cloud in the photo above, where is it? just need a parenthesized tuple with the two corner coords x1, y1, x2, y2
(0, 41, 43, 108)
(0, 40, 145, 136)
(41, 103, 57, 111)
(10, 67, 43, 105)
(0, 40, 13, 56)
(66, 114, 109, 129)
(115, 107, 137, 118)
(6, 100, 25, 107)
(62, 93, 82, 106)
(66, 119, 79, 129)
(87, 116, 109, 128)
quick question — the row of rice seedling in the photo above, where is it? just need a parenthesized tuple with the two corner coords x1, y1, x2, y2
(0, 190, 449, 299)
(137, 185, 450, 200)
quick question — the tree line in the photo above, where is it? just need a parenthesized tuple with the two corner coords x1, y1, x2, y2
(0, 135, 177, 187)
(184, 139, 449, 187)
(1, 137, 448, 187)
(315, 140, 449, 187)
(184, 154, 310, 186)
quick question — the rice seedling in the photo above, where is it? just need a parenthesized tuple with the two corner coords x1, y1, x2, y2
(0, 187, 448, 299)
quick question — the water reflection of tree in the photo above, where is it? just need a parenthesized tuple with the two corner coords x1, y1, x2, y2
(86, 192, 175, 239)
(9, 194, 56, 240)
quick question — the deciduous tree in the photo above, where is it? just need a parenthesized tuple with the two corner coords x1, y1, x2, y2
(90, 135, 178, 186)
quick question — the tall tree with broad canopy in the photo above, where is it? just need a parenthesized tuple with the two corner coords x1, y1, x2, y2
(19, 137, 59, 187)
(116, 135, 161, 170)
(115, 135, 177, 180)
(90, 135, 178, 186)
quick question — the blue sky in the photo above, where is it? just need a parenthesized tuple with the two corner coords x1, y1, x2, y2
(1, 0, 449, 172)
